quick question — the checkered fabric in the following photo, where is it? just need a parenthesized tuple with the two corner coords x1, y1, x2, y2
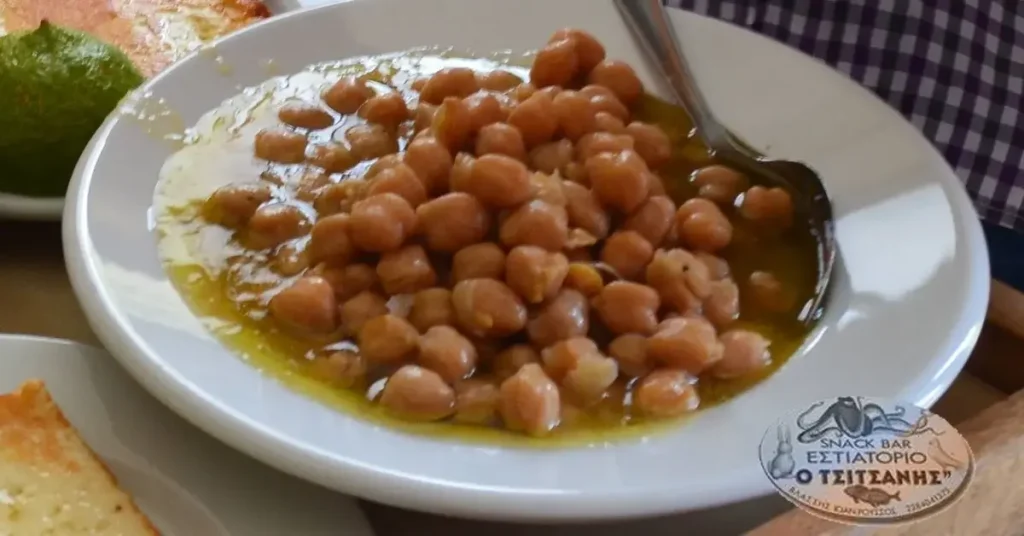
(666, 0, 1024, 231)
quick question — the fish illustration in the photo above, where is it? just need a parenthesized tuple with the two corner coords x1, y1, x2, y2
(844, 485, 901, 507)
(929, 438, 966, 472)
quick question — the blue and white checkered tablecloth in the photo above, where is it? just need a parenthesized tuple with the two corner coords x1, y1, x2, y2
(669, 0, 1024, 232)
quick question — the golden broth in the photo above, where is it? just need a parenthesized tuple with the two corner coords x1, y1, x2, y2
(155, 52, 819, 446)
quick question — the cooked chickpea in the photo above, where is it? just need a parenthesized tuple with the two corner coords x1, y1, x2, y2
(563, 353, 619, 401)
(648, 317, 723, 374)
(705, 279, 740, 328)
(377, 245, 437, 295)
(278, 102, 335, 130)
(507, 91, 558, 147)
(564, 263, 604, 297)
(475, 123, 527, 161)
(585, 150, 650, 213)
(675, 198, 733, 252)
(525, 173, 562, 207)
(626, 122, 671, 169)
(504, 246, 569, 304)
(269, 276, 337, 334)
(420, 67, 479, 104)
(431, 97, 473, 151)
(530, 38, 579, 88)
(339, 291, 388, 336)
(366, 163, 428, 207)
(587, 60, 643, 106)
(510, 81, 537, 100)
(527, 289, 589, 348)
(307, 142, 357, 173)
(528, 139, 573, 174)
(358, 92, 409, 129)
(416, 192, 491, 252)
(452, 278, 527, 337)
(365, 153, 404, 178)
(712, 330, 771, 379)
(589, 94, 630, 122)
(493, 345, 541, 381)
(464, 91, 506, 131)
(307, 213, 353, 264)
(452, 379, 500, 424)
(477, 70, 523, 91)
(293, 170, 331, 202)
(348, 193, 416, 252)
(549, 28, 606, 72)
(346, 124, 398, 161)
(499, 200, 570, 252)
(696, 252, 731, 281)
(623, 196, 676, 246)
(323, 76, 375, 114)
(540, 337, 598, 381)
(412, 102, 437, 133)
(593, 111, 627, 133)
(246, 203, 310, 250)
(692, 165, 747, 205)
(575, 132, 635, 161)
(562, 161, 589, 184)
(379, 365, 456, 421)
(203, 183, 272, 228)
(254, 127, 307, 163)
(601, 230, 654, 281)
(272, 241, 310, 276)
(448, 152, 475, 192)
(403, 136, 453, 195)
(747, 271, 796, 313)
(608, 334, 651, 377)
(359, 314, 420, 364)
(317, 263, 378, 301)
(552, 90, 595, 141)
(646, 248, 712, 314)
(418, 325, 478, 383)
(740, 185, 795, 228)
(499, 363, 561, 436)
(452, 243, 506, 282)
(464, 152, 532, 208)
(308, 351, 366, 388)
(562, 181, 610, 239)
(407, 288, 455, 332)
(634, 369, 699, 418)
(593, 281, 660, 335)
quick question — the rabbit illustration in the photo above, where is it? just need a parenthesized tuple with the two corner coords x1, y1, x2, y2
(768, 425, 796, 479)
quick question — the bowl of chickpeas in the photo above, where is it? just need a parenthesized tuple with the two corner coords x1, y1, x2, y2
(64, 0, 989, 521)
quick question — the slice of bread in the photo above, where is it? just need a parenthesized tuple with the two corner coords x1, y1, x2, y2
(0, 380, 159, 535)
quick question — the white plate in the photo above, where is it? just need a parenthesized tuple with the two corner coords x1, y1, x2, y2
(0, 334, 375, 535)
(63, 0, 989, 522)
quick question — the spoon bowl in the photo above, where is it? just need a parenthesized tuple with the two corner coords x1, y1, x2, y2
(615, 0, 837, 323)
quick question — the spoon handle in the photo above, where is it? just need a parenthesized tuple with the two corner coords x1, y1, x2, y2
(613, 0, 729, 147)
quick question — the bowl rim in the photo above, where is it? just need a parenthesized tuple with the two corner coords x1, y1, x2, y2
(62, 0, 990, 522)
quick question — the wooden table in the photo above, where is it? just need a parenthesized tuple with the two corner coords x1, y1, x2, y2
(0, 218, 1009, 535)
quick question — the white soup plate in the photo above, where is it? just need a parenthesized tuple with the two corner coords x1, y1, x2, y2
(64, 0, 989, 522)
(0, 335, 374, 535)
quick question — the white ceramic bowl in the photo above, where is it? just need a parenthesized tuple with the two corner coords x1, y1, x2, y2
(64, 0, 989, 522)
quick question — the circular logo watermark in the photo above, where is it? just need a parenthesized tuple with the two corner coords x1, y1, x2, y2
(759, 397, 974, 526)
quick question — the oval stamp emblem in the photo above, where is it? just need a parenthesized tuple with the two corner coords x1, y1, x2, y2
(759, 397, 974, 525)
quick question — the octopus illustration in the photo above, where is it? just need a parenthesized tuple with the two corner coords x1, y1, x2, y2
(795, 397, 945, 443)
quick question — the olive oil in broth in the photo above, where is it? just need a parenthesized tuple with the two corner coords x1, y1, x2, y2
(156, 51, 818, 446)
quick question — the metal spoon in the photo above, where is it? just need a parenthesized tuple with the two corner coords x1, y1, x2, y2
(614, 0, 837, 324)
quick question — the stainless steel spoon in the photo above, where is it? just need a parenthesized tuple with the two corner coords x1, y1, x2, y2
(614, 0, 837, 324)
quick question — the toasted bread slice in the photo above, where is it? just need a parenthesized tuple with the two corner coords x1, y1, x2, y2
(0, 0, 271, 76)
(0, 380, 159, 535)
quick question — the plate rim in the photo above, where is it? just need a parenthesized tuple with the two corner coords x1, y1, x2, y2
(62, 0, 990, 522)
(0, 333, 376, 535)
